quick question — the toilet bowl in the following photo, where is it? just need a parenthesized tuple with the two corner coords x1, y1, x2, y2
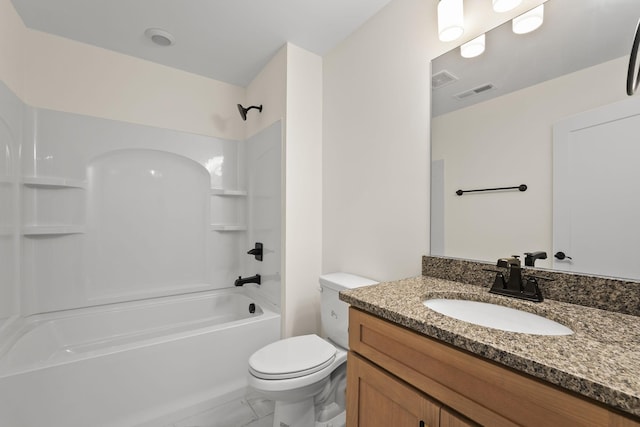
(247, 273, 377, 427)
(248, 334, 347, 426)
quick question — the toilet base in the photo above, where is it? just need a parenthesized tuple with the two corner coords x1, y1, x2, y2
(316, 402, 346, 427)
(272, 397, 315, 427)
(271, 401, 346, 427)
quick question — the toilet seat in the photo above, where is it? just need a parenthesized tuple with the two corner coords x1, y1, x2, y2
(249, 334, 337, 380)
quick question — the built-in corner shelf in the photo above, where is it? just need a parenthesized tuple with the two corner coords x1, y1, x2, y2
(22, 225, 85, 236)
(23, 177, 87, 189)
(210, 224, 247, 232)
(210, 188, 247, 197)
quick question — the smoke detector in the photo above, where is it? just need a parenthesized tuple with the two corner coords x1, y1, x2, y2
(145, 28, 175, 47)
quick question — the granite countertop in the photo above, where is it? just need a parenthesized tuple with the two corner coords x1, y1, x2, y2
(340, 276, 640, 418)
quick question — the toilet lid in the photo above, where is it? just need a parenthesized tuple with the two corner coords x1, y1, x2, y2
(249, 334, 336, 380)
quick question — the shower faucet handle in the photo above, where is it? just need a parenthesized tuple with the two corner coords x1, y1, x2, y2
(247, 242, 263, 261)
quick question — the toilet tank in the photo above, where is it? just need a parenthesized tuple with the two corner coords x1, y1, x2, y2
(319, 272, 377, 349)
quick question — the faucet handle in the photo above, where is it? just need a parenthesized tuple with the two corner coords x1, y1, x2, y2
(497, 256, 521, 269)
(483, 269, 507, 289)
(522, 275, 550, 302)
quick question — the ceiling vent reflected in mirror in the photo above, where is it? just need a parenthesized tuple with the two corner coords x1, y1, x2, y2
(454, 83, 495, 100)
(432, 70, 459, 89)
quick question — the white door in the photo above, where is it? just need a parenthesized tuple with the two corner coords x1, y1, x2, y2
(553, 97, 640, 280)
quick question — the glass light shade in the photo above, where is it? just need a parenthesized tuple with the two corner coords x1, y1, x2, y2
(492, 0, 522, 13)
(512, 4, 544, 34)
(438, 0, 464, 42)
(460, 34, 486, 58)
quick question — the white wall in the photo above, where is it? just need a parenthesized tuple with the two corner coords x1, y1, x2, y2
(283, 44, 323, 337)
(323, 0, 432, 281)
(432, 56, 628, 267)
(322, 0, 547, 282)
(246, 47, 287, 140)
(0, 0, 25, 98)
(22, 27, 245, 141)
(246, 44, 323, 337)
(1, 0, 248, 142)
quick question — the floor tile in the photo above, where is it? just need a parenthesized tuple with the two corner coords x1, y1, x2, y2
(246, 395, 275, 419)
(243, 415, 274, 427)
(174, 398, 257, 427)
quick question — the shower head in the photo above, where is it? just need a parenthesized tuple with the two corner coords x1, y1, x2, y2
(237, 104, 263, 121)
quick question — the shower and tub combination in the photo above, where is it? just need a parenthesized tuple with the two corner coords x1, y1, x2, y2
(0, 289, 280, 427)
(0, 81, 281, 426)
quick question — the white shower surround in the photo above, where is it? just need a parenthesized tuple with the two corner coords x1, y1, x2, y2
(0, 80, 283, 425)
(19, 106, 253, 314)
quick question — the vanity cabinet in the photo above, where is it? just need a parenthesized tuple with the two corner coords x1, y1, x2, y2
(346, 308, 640, 427)
(347, 351, 476, 427)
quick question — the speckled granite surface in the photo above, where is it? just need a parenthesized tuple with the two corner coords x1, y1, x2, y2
(423, 256, 640, 316)
(340, 276, 640, 418)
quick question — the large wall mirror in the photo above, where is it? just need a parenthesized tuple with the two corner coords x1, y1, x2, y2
(431, 0, 640, 281)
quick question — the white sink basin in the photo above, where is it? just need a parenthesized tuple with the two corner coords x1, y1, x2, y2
(423, 299, 573, 336)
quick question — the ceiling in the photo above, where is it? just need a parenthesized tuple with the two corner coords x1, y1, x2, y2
(11, 0, 393, 87)
(432, 0, 640, 116)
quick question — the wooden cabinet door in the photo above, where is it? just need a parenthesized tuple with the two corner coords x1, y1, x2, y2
(347, 352, 440, 427)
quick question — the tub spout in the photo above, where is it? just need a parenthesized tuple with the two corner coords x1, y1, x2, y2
(235, 274, 261, 287)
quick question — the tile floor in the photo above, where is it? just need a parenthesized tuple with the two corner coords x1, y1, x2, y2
(164, 392, 275, 427)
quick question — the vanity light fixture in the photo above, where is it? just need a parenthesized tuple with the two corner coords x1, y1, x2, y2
(438, 0, 464, 42)
(492, 0, 522, 13)
(512, 4, 544, 34)
(460, 34, 486, 58)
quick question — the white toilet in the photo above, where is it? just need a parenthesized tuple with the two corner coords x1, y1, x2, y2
(248, 272, 377, 427)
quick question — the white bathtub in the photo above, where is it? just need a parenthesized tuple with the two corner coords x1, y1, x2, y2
(0, 288, 281, 427)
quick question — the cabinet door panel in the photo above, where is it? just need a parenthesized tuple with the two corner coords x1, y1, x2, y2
(347, 352, 440, 427)
(359, 382, 423, 427)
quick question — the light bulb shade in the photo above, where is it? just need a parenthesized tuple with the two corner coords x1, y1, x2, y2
(460, 34, 486, 58)
(438, 0, 464, 42)
(512, 4, 544, 34)
(492, 0, 522, 13)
